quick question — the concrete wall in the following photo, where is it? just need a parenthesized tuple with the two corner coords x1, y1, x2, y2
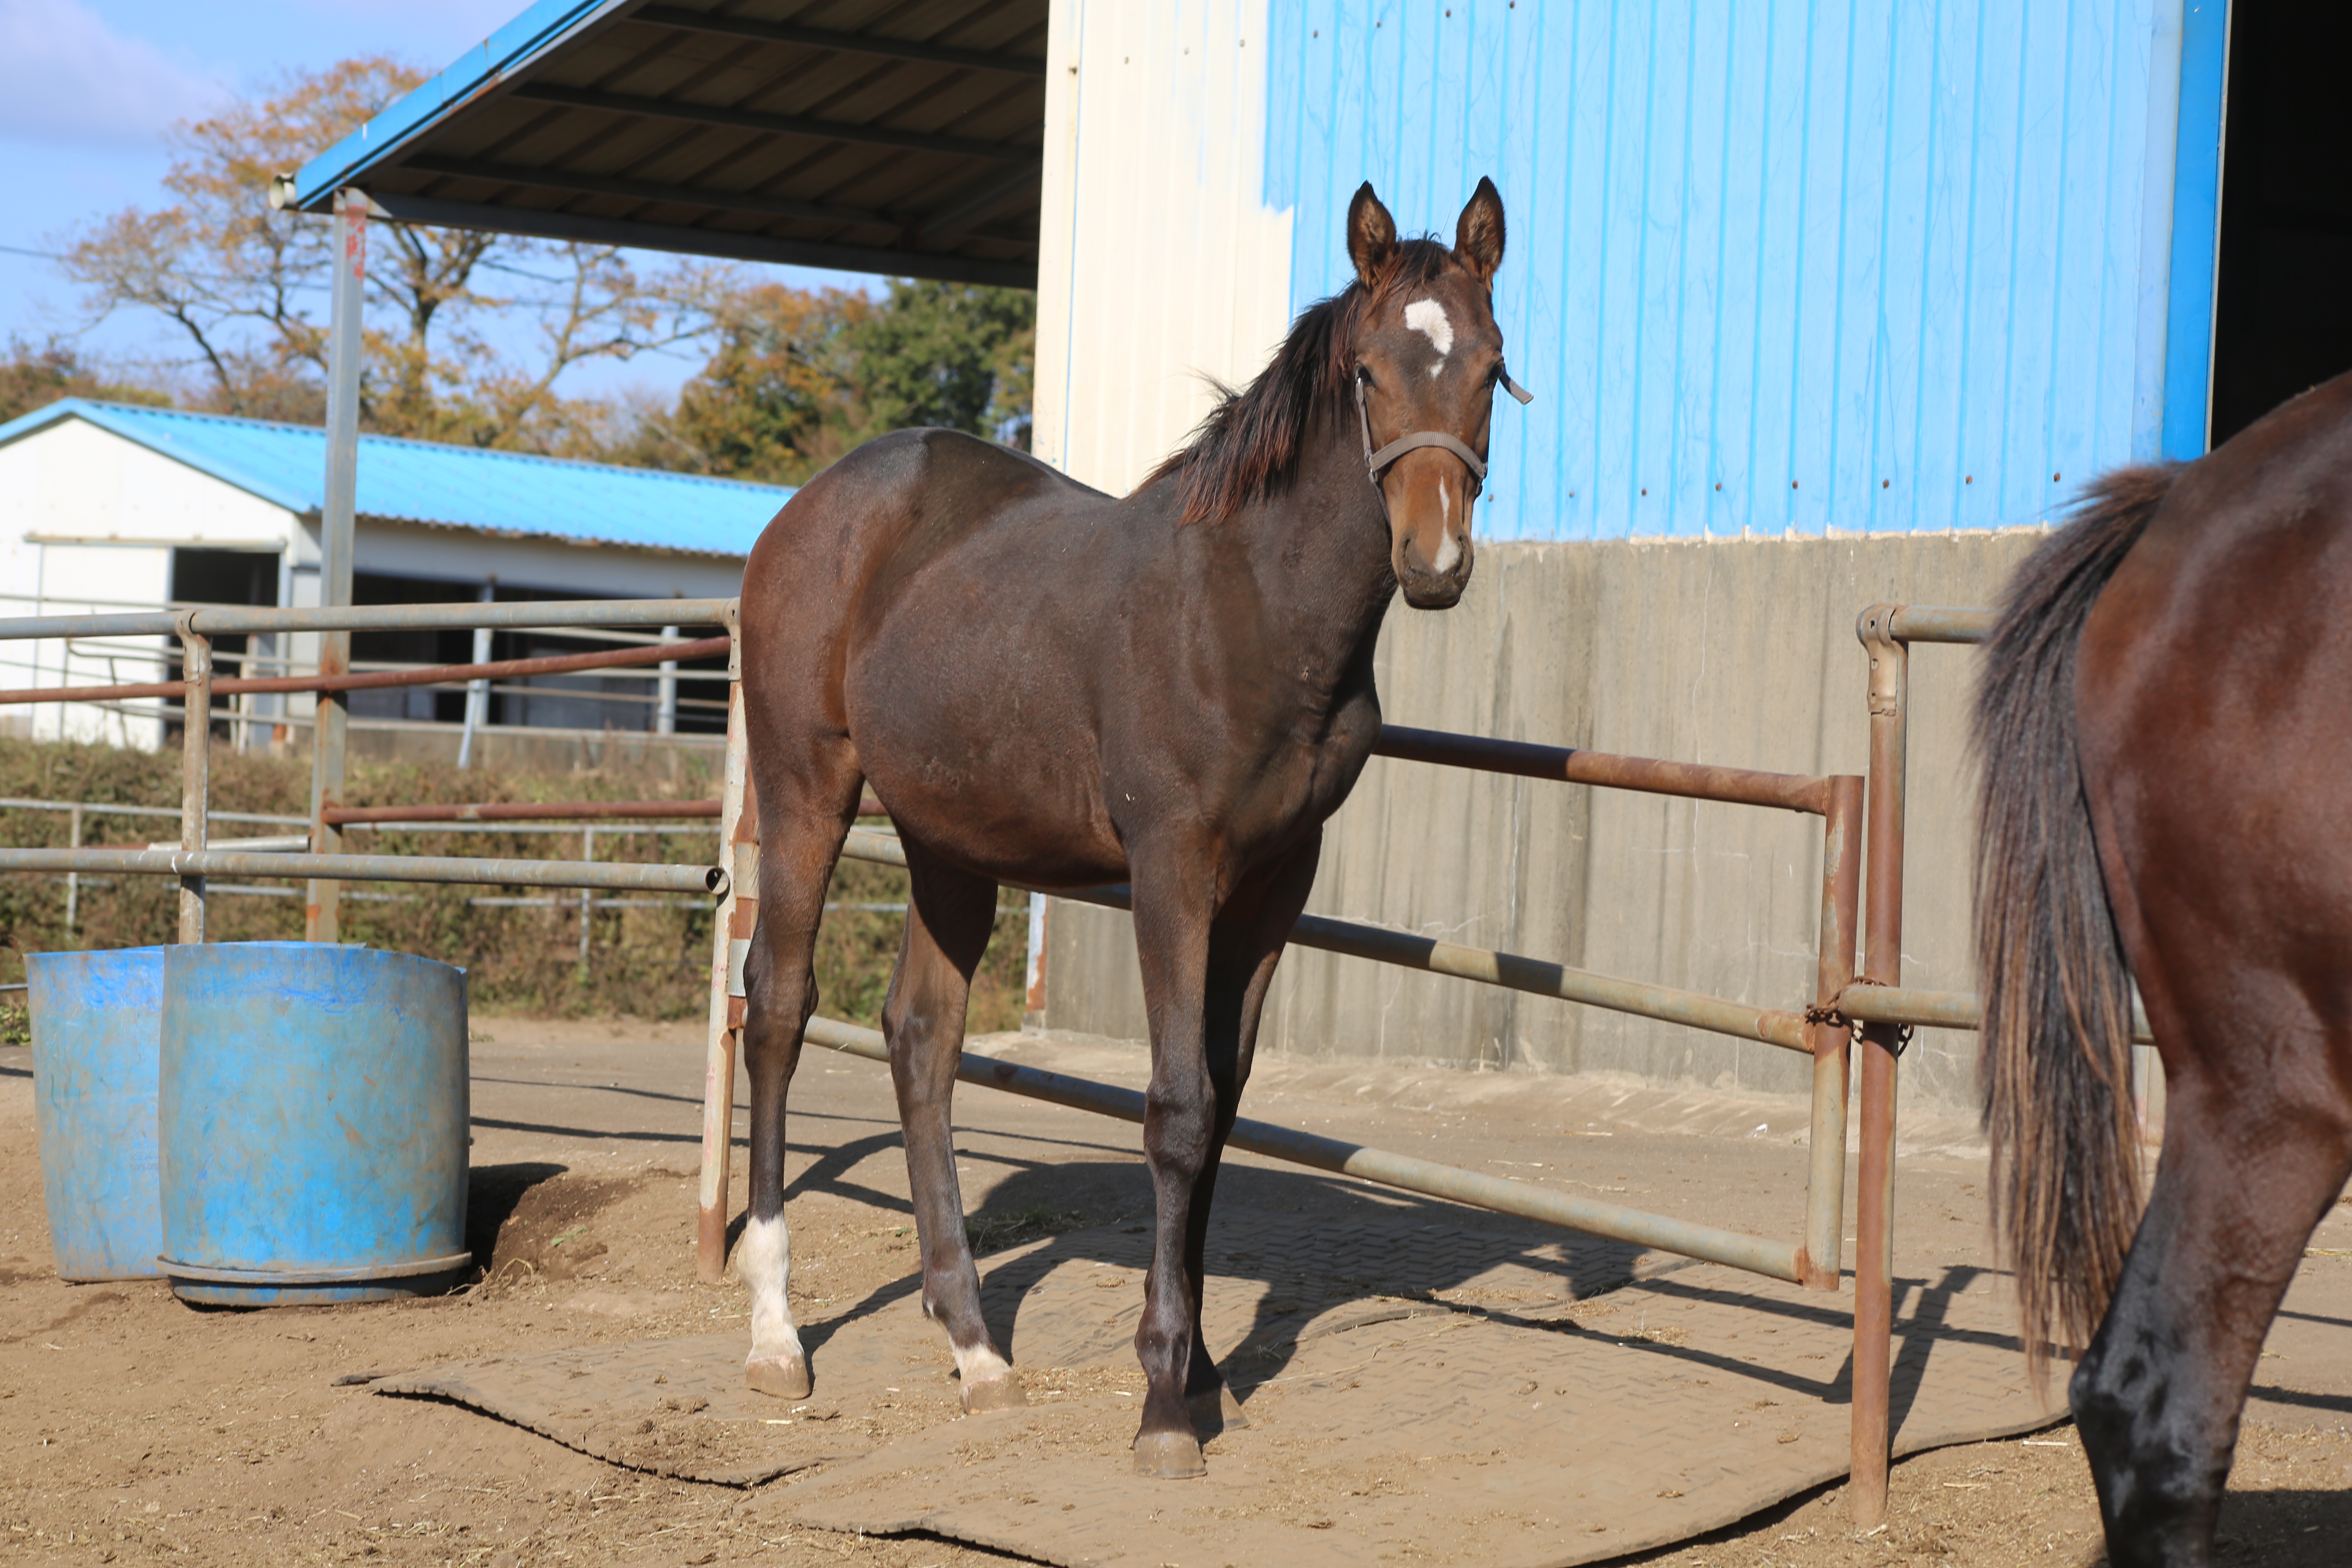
(1040, 528, 2048, 1116)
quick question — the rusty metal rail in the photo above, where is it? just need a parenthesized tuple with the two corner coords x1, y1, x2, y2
(1374, 725, 1833, 814)
(324, 793, 887, 826)
(0, 635, 727, 707)
(0, 845, 726, 895)
(835, 827, 1815, 1054)
(0, 598, 734, 642)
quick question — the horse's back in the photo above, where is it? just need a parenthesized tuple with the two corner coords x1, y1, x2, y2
(738, 427, 1139, 882)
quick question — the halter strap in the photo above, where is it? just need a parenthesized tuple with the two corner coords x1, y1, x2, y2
(1354, 367, 1535, 509)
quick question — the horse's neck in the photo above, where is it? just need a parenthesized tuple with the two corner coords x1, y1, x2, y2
(1241, 422, 1399, 680)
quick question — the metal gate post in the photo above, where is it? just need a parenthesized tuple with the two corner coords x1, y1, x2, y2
(697, 607, 748, 1282)
(305, 187, 365, 943)
(177, 617, 211, 945)
(1800, 774, 1863, 1289)
(1850, 606, 1911, 1527)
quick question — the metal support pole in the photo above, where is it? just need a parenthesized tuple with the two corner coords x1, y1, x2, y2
(305, 187, 365, 944)
(177, 618, 211, 945)
(698, 608, 748, 1282)
(458, 584, 494, 768)
(1800, 774, 1864, 1290)
(63, 804, 81, 937)
(656, 623, 679, 736)
(1851, 606, 1911, 1526)
(1024, 891, 1049, 1029)
(577, 826, 596, 966)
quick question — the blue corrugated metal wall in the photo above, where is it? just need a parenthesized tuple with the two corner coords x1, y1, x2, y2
(1263, 1, 2215, 539)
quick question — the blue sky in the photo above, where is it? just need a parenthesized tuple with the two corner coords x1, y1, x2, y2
(0, 0, 873, 409)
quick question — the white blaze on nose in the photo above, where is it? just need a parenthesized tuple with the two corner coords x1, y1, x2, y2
(1404, 298, 1454, 377)
(1431, 525, 1461, 576)
(1424, 478, 1461, 576)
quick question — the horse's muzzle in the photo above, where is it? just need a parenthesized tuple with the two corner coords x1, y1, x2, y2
(1396, 532, 1474, 609)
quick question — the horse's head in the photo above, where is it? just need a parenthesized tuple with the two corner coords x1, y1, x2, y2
(1346, 178, 1518, 610)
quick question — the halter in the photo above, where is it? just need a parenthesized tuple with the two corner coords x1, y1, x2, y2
(1354, 365, 1534, 512)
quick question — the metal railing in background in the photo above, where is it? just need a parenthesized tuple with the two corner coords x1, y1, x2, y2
(0, 593, 733, 753)
(0, 602, 741, 939)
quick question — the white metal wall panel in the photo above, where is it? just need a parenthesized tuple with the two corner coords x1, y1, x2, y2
(1032, 0, 1297, 496)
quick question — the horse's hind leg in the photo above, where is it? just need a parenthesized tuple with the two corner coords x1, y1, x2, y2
(2071, 1041, 2352, 1566)
(886, 841, 1026, 1414)
(738, 749, 862, 1400)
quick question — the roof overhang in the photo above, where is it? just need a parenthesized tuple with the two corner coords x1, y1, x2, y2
(279, 0, 1046, 289)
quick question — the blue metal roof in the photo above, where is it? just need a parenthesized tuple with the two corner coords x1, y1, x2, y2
(0, 400, 788, 558)
(289, 0, 634, 209)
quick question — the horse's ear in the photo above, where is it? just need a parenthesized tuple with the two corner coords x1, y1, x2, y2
(1347, 182, 1398, 286)
(1454, 177, 1506, 284)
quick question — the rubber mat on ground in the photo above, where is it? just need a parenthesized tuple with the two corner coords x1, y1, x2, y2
(372, 1331, 885, 1486)
(784, 1212, 2065, 1568)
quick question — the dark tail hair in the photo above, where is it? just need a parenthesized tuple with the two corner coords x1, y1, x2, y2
(1973, 463, 2176, 1380)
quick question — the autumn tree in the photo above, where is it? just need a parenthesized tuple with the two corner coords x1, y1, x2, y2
(0, 336, 173, 426)
(58, 58, 718, 451)
(623, 278, 1035, 485)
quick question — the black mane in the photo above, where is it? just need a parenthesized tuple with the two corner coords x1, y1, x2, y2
(1149, 238, 1458, 525)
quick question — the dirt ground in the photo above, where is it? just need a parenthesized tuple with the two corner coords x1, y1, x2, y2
(2, 1017, 2347, 1567)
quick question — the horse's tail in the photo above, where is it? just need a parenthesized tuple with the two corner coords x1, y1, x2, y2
(1973, 463, 2176, 1381)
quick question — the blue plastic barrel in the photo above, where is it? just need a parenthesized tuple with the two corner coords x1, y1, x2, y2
(159, 943, 472, 1306)
(27, 947, 166, 1281)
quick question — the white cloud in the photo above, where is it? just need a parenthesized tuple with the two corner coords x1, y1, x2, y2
(0, 0, 227, 149)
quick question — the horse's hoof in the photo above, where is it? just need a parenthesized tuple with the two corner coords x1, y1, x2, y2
(745, 1354, 812, 1400)
(1188, 1384, 1248, 1432)
(1133, 1430, 1207, 1479)
(960, 1373, 1028, 1414)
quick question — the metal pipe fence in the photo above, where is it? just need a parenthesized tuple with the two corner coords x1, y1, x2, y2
(0, 603, 740, 938)
(0, 589, 1955, 1525)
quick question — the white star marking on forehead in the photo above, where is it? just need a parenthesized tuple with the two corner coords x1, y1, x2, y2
(1404, 298, 1454, 378)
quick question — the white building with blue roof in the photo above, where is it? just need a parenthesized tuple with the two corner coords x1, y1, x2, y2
(0, 399, 785, 752)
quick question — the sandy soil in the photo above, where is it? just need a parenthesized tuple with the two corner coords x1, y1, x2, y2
(1, 1017, 2346, 1567)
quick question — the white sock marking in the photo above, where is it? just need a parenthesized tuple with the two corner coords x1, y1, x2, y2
(740, 1214, 804, 1365)
(1404, 298, 1454, 377)
(952, 1340, 1014, 1388)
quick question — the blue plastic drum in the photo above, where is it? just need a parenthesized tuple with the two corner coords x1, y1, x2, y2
(159, 943, 472, 1305)
(27, 947, 167, 1281)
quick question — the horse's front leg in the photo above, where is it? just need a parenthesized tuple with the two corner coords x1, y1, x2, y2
(1183, 831, 1323, 1434)
(1127, 852, 1225, 1478)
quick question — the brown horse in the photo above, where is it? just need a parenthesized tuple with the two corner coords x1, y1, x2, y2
(732, 180, 1520, 1477)
(1976, 379, 2352, 1565)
